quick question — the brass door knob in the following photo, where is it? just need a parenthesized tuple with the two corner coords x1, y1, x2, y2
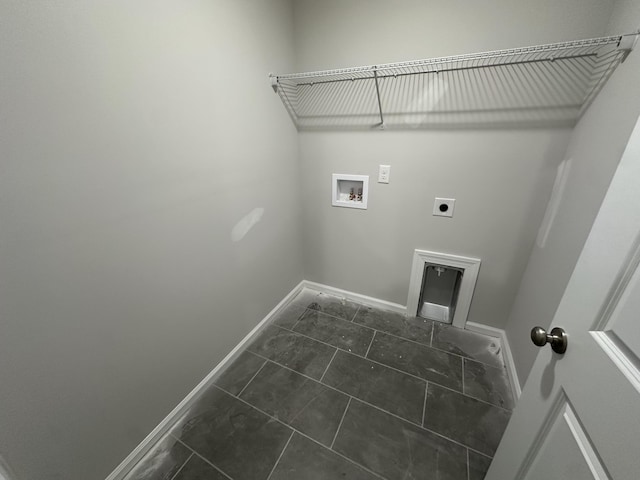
(531, 326, 568, 354)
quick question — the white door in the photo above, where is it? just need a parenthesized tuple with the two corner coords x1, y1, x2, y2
(487, 116, 640, 480)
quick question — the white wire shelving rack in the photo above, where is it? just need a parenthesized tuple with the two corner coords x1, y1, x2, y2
(271, 33, 638, 130)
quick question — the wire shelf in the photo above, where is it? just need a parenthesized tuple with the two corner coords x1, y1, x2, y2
(271, 34, 638, 130)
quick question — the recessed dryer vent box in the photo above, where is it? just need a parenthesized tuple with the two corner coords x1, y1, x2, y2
(332, 174, 369, 209)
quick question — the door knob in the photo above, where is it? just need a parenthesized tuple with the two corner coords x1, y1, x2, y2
(530, 326, 568, 354)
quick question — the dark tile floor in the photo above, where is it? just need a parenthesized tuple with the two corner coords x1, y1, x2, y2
(124, 289, 514, 480)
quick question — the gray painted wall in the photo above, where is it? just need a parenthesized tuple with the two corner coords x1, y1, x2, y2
(292, 0, 615, 72)
(294, 0, 614, 328)
(505, 0, 640, 387)
(0, 1, 301, 479)
(299, 131, 570, 327)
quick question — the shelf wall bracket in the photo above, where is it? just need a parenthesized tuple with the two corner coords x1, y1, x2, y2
(373, 68, 385, 129)
(617, 32, 639, 62)
(269, 74, 278, 93)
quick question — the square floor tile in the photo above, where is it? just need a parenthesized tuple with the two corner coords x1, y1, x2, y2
(431, 323, 504, 368)
(271, 304, 308, 329)
(269, 433, 378, 480)
(322, 350, 425, 424)
(367, 331, 463, 391)
(353, 307, 433, 345)
(213, 350, 266, 396)
(172, 454, 228, 480)
(171, 386, 292, 480)
(240, 361, 349, 446)
(293, 310, 374, 356)
(292, 291, 361, 321)
(464, 359, 514, 410)
(468, 450, 493, 480)
(248, 325, 337, 379)
(123, 434, 191, 480)
(423, 383, 510, 456)
(333, 400, 468, 480)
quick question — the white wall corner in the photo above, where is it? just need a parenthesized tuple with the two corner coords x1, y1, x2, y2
(104, 280, 305, 480)
(466, 321, 522, 401)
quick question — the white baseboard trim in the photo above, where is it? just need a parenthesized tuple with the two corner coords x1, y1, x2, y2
(105, 280, 305, 480)
(466, 321, 522, 400)
(302, 280, 407, 315)
(464, 321, 503, 339)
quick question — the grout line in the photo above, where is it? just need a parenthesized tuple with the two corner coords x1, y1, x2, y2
(290, 307, 311, 331)
(345, 395, 492, 458)
(168, 452, 193, 480)
(461, 358, 465, 395)
(212, 384, 291, 429)
(236, 359, 268, 398)
(288, 293, 355, 323)
(464, 355, 507, 372)
(350, 305, 361, 322)
(277, 313, 373, 347)
(364, 331, 377, 358)
(330, 397, 352, 449)
(320, 349, 339, 382)
(312, 307, 356, 323)
(171, 437, 234, 480)
(291, 297, 371, 334)
(299, 307, 366, 330)
(296, 288, 362, 323)
(426, 380, 512, 413)
(270, 324, 428, 384)
(248, 352, 499, 456)
(472, 450, 493, 460)
(212, 384, 389, 480)
(421, 382, 429, 426)
(374, 319, 503, 370)
(325, 351, 429, 395)
(296, 425, 389, 480)
(266, 430, 294, 480)
(467, 449, 471, 480)
(390, 329, 502, 369)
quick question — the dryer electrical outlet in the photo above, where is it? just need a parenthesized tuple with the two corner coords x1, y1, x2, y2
(433, 198, 455, 217)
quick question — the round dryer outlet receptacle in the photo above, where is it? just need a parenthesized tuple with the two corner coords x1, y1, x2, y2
(433, 197, 455, 217)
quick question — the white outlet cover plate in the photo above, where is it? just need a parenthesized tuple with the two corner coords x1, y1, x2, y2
(378, 165, 391, 183)
(433, 198, 455, 217)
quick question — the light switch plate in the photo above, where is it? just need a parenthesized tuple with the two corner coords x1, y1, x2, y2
(433, 198, 455, 217)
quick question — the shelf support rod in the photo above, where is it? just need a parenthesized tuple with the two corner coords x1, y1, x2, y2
(373, 68, 385, 128)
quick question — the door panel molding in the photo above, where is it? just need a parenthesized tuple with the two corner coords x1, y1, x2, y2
(562, 402, 610, 480)
(592, 332, 640, 394)
(592, 227, 640, 332)
(515, 389, 567, 479)
(519, 390, 609, 480)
